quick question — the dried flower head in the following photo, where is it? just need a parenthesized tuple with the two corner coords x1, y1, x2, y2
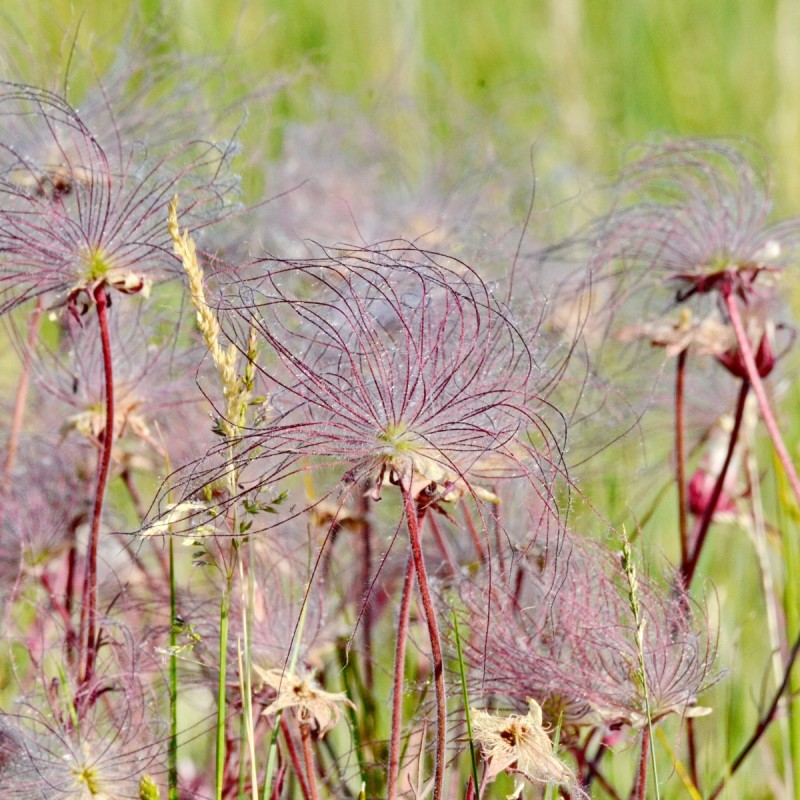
(471, 698, 584, 796)
(256, 668, 353, 736)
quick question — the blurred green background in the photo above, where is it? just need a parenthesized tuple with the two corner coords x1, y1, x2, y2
(4, 0, 800, 205)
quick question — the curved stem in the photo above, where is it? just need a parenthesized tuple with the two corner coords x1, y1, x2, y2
(401, 485, 446, 800)
(724, 290, 800, 506)
(79, 285, 115, 698)
(387, 556, 415, 800)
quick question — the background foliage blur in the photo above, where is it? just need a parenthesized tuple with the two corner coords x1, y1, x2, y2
(4, 0, 800, 206)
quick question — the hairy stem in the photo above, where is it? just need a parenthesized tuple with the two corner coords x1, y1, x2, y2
(300, 723, 321, 800)
(724, 289, 800, 506)
(631, 726, 651, 800)
(79, 285, 115, 698)
(401, 485, 446, 800)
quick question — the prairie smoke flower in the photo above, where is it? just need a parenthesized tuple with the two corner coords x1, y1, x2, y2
(471, 698, 584, 797)
(180, 244, 560, 518)
(591, 140, 800, 303)
(0, 82, 234, 315)
(456, 535, 714, 738)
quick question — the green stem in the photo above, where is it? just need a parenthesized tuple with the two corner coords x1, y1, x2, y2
(452, 612, 480, 796)
(169, 535, 178, 800)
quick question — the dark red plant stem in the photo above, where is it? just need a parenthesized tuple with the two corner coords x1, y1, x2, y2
(79, 285, 115, 697)
(299, 723, 320, 800)
(402, 485, 446, 800)
(2, 297, 44, 486)
(280, 718, 311, 800)
(687, 718, 700, 793)
(681, 380, 749, 589)
(675, 349, 689, 566)
(708, 629, 800, 799)
(724, 288, 800, 506)
(584, 758, 622, 800)
(387, 555, 415, 800)
(630, 726, 650, 800)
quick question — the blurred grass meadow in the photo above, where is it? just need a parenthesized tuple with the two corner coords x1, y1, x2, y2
(3, 1, 800, 799)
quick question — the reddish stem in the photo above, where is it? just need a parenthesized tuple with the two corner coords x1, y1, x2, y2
(300, 723, 320, 800)
(681, 381, 748, 589)
(724, 289, 800, 506)
(675, 349, 689, 566)
(427, 512, 457, 576)
(387, 555, 415, 800)
(630, 726, 650, 800)
(2, 298, 44, 486)
(402, 485, 446, 800)
(79, 285, 115, 698)
(280, 718, 311, 800)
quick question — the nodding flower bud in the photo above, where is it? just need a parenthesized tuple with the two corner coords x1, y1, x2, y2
(716, 323, 776, 379)
(687, 413, 741, 521)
